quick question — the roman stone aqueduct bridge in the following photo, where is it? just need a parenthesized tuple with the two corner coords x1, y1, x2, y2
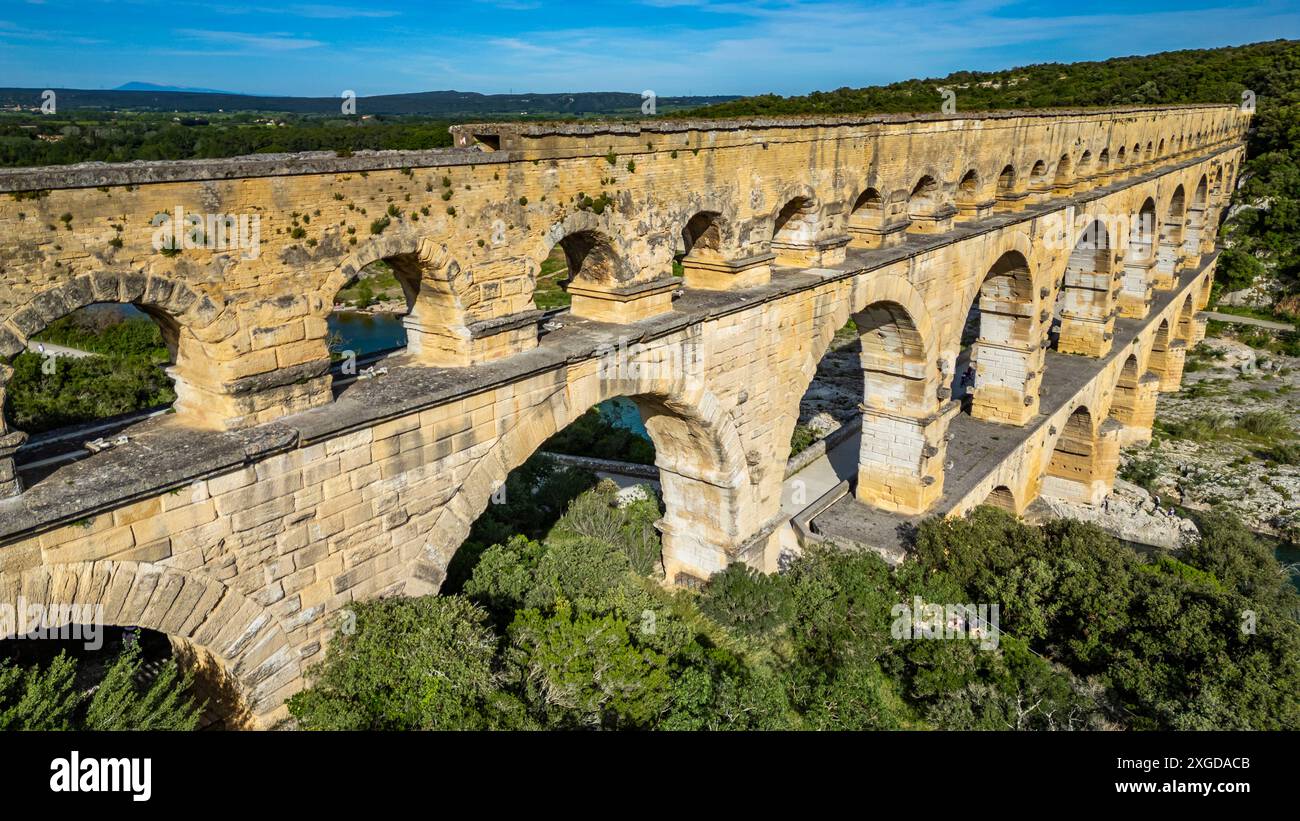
(0, 104, 1248, 725)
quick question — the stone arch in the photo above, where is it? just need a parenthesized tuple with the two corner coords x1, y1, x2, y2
(906, 174, 953, 233)
(847, 186, 892, 247)
(1040, 405, 1112, 505)
(1116, 146, 1126, 167)
(680, 210, 727, 257)
(413, 361, 757, 588)
(1184, 174, 1209, 257)
(982, 485, 1018, 514)
(1155, 183, 1187, 286)
(1097, 148, 1110, 173)
(1054, 219, 1115, 357)
(956, 169, 981, 214)
(770, 189, 828, 266)
(1109, 352, 1157, 445)
(1117, 196, 1159, 319)
(996, 163, 1018, 201)
(1029, 159, 1049, 185)
(954, 243, 1040, 425)
(0, 272, 232, 495)
(0, 559, 299, 728)
(1052, 153, 1073, 190)
(326, 235, 525, 368)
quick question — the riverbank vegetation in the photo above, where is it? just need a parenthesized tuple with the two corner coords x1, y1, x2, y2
(4, 309, 175, 434)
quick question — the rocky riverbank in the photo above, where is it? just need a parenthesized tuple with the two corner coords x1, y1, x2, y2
(1120, 332, 1300, 542)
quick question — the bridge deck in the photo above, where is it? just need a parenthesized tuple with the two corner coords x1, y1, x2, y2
(810, 259, 1209, 555)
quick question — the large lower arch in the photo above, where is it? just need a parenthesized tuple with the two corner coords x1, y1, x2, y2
(795, 273, 953, 515)
(410, 357, 759, 589)
(0, 559, 300, 728)
(952, 240, 1042, 426)
(1054, 219, 1116, 357)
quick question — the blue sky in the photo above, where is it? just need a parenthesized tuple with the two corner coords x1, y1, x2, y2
(2, 0, 1298, 97)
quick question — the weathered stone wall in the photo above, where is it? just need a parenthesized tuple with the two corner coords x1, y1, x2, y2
(0, 106, 1248, 725)
(0, 105, 1246, 431)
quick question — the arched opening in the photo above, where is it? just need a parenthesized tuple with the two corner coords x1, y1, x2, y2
(674, 210, 731, 284)
(1029, 160, 1048, 186)
(771, 195, 820, 265)
(906, 175, 942, 230)
(1041, 406, 1099, 504)
(1155, 184, 1187, 285)
(852, 298, 948, 513)
(1109, 353, 1154, 444)
(3, 302, 182, 489)
(956, 169, 980, 214)
(847, 187, 887, 235)
(1132, 143, 1142, 166)
(554, 229, 627, 287)
(328, 259, 414, 375)
(953, 250, 1037, 423)
(681, 211, 723, 259)
(1052, 220, 1114, 356)
(1054, 153, 1074, 188)
(1184, 175, 1209, 258)
(788, 317, 863, 475)
(995, 164, 1017, 206)
(1158, 138, 1166, 157)
(441, 373, 755, 589)
(1144, 141, 1154, 163)
(982, 485, 1018, 514)
(1116, 146, 1126, 169)
(1097, 148, 1110, 173)
(0, 624, 239, 730)
(1118, 197, 1159, 316)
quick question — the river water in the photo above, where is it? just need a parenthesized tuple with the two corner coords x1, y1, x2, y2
(329, 311, 650, 439)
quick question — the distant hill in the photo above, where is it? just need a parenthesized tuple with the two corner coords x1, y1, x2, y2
(681, 39, 1299, 117)
(0, 87, 737, 117)
(114, 82, 242, 95)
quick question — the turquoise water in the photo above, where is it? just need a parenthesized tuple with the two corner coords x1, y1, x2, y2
(328, 311, 407, 357)
(330, 311, 649, 440)
(598, 396, 650, 439)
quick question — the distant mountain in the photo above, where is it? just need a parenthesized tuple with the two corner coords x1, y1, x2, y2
(114, 82, 244, 95)
(0, 87, 738, 117)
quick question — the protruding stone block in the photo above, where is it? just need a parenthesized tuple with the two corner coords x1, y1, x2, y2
(0, 430, 27, 498)
(771, 234, 850, 268)
(847, 216, 909, 249)
(567, 276, 680, 324)
(680, 252, 774, 291)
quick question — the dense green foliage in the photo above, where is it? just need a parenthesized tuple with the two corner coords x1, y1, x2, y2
(4, 312, 174, 434)
(683, 41, 1290, 117)
(288, 456, 1300, 731)
(0, 112, 455, 168)
(0, 643, 202, 730)
(541, 407, 656, 465)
